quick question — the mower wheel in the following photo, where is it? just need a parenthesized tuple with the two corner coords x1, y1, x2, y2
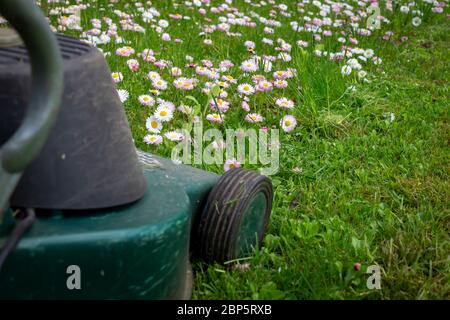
(194, 168, 273, 262)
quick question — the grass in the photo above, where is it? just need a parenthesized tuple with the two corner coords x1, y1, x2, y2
(192, 21, 449, 300)
(40, 0, 449, 299)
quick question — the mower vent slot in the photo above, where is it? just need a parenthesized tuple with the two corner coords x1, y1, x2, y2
(0, 48, 29, 63)
(0, 35, 92, 64)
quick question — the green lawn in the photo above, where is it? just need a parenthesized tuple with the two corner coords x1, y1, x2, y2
(39, 0, 449, 299)
(192, 21, 449, 300)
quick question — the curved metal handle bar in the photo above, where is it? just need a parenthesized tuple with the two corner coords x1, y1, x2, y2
(0, 0, 63, 173)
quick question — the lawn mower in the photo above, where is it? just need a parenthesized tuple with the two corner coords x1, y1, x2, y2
(0, 0, 273, 299)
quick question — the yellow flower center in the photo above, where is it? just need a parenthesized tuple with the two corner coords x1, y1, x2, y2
(151, 121, 158, 129)
(160, 111, 167, 117)
(285, 120, 291, 126)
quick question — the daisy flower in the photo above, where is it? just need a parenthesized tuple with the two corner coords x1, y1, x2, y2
(115, 46, 135, 57)
(177, 104, 193, 114)
(157, 100, 176, 111)
(297, 40, 309, 48)
(400, 5, 409, 13)
(143, 134, 163, 145)
(195, 66, 209, 76)
(372, 57, 382, 65)
(241, 100, 250, 112)
(206, 113, 225, 123)
(276, 97, 295, 109)
(222, 75, 237, 83)
(177, 78, 196, 90)
(412, 17, 422, 27)
(224, 158, 241, 172)
(154, 105, 173, 122)
(173, 78, 186, 89)
(206, 70, 220, 80)
(280, 115, 297, 133)
(111, 72, 123, 83)
(138, 95, 155, 106)
(210, 99, 230, 113)
(152, 79, 168, 90)
(170, 67, 182, 77)
(341, 65, 352, 76)
(245, 113, 264, 123)
(241, 59, 258, 73)
(357, 70, 367, 79)
(158, 19, 169, 28)
(127, 59, 139, 72)
(273, 70, 287, 80)
(148, 71, 161, 82)
(165, 131, 184, 141)
(347, 58, 362, 70)
(257, 80, 273, 92)
(219, 60, 234, 71)
(145, 116, 162, 133)
(141, 49, 155, 62)
(244, 40, 256, 49)
(237, 83, 256, 95)
(252, 74, 266, 84)
(364, 49, 374, 59)
(161, 33, 171, 41)
(278, 53, 292, 62)
(273, 79, 288, 89)
(117, 89, 129, 103)
(216, 81, 229, 89)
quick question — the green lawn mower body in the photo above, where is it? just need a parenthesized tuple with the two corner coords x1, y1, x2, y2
(0, 155, 219, 299)
(0, 0, 273, 299)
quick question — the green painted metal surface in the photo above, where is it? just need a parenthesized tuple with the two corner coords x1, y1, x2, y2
(0, 154, 219, 299)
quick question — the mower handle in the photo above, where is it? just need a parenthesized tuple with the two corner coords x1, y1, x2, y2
(0, 0, 63, 172)
(0, 0, 63, 215)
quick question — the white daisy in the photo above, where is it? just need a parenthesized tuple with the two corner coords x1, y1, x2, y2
(357, 70, 367, 79)
(152, 79, 168, 90)
(138, 95, 155, 106)
(177, 104, 193, 114)
(341, 65, 352, 76)
(147, 71, 161, 82)
(280, 115, 297, 133)
(143, 134, 163, 145)
(117, 89, 129, 103)
(237, 83, 255, 95)
(164, 131, 184, 141)
(111, 72, 123, 83)
(245, 113, 264, 123)
(154, 105, 173, 122)
(224, 158, 241, 172)
(276, 97, 295, 109)
(412, 17, 422, 27)
(145, 116, 162, 133)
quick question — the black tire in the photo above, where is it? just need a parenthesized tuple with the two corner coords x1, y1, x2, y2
(194, 168, 273, 262)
